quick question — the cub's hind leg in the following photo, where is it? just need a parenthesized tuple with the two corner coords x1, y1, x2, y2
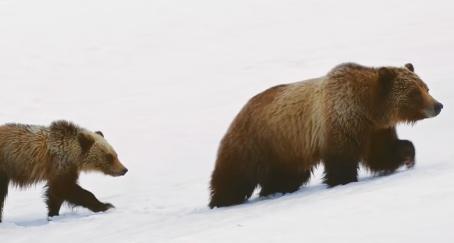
(45, 184, 64, 218)
(0, 172, 9, 222)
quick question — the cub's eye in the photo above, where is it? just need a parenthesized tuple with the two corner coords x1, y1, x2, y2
(105, 154, 114, 163)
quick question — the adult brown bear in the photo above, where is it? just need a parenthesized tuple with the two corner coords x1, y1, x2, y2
(209, 63, 443, 208)
(0, 120, 128, 221)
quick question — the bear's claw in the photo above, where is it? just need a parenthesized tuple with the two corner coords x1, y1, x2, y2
(404, 158, 415, 168)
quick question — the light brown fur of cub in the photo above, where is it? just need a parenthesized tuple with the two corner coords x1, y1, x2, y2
(0, 120, 128, 222)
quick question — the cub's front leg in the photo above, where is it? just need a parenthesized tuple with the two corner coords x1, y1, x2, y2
(45, 172, 114, 218)
(0, 172, 9, 222)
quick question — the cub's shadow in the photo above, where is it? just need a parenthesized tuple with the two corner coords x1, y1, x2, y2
(12, 211, 93, 227)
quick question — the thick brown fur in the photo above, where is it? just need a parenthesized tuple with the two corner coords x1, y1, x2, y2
(209, 63, 443, 208)
(0, 120, 128, 222)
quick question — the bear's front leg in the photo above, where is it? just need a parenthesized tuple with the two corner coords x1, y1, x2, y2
(323, 153, 359, 187)
(321, 129, 362, 187)
(396, 139, 415, 168)
(363, 127, 415, 174)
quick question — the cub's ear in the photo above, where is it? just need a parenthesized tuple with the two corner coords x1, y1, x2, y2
(405, 63, 414, 72)
(378, 67, 396, 95)
(95, 131, 104, 137)
(78, 133, 95, 153)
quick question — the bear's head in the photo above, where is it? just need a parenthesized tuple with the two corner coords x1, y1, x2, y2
(78, 130, 128, 177)
(377, 63, 443, 125)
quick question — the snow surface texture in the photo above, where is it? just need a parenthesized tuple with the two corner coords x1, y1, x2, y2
(0, 0, 453, 242)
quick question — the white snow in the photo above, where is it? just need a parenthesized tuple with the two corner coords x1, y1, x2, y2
(0, 0, 453, 242)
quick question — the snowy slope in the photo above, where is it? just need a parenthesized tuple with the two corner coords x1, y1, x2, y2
(0, 0, 453, 242)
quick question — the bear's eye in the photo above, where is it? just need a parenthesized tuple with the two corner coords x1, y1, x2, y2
(408, 89, 420, 99)
(105, 154, 114, 163)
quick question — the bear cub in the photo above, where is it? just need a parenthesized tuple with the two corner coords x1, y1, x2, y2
(0, 120, 128, 222)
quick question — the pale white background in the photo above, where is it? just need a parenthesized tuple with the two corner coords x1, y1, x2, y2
(0, 0, 453, 242)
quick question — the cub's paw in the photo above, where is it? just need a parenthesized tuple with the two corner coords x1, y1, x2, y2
(396, 140, 415, 168)
(102, 202, 115, 211)
(94, 202, 115, 212)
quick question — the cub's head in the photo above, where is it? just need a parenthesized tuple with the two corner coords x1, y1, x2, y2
(377, 63, 443, 125)
(78, 130, 128, 177)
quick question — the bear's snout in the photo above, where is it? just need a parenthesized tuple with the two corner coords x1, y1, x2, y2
(434, 102, 443, 116)
(423, 99, 443, 118)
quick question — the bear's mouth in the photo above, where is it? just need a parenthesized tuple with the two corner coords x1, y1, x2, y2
(423, 107, 440, 118)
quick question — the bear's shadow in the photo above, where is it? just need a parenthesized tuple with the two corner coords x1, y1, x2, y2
(202, 167, 411, 212)
(247, 168, 410, 205)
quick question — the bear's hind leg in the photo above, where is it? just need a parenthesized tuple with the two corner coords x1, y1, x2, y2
(0, 172, 9, 222)
(259, 166, 311, 197)
(209, 158, 258, 208)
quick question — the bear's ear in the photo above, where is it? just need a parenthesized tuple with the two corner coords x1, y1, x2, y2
(378, 67, 396, 95)
(95, 131, 104, 137)
(78, 133, 95, 153)
(405, 63, 414, 72)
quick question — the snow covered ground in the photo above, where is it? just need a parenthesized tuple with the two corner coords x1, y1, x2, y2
(0, 0, 453, 242)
